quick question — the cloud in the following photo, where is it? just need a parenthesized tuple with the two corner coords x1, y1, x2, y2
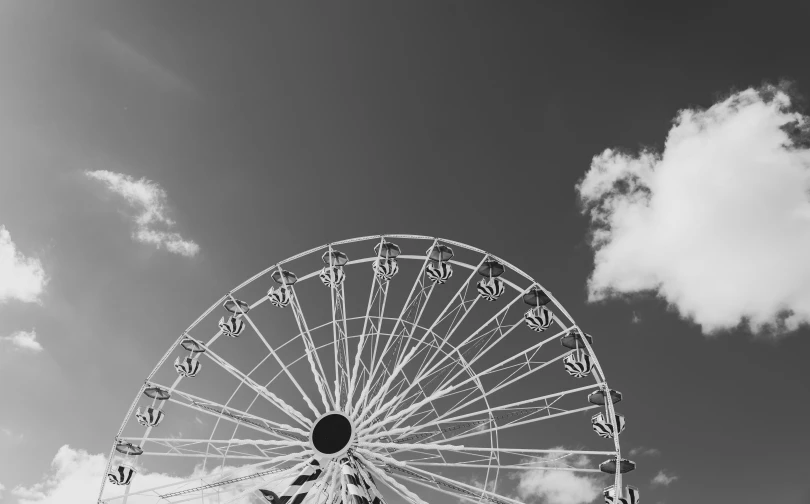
(0, 482, 5, 498)
(0, 226, 47, 304)
(513, 450, 603, 504)
(651, 470, 678, 487)
(628, 446, 659, 457)
(86, 170, 200, 257)
(11, 445, 287, 504)
(577, 85, 810, 336)
(631, 312, 641, 324)
(1, 329, 43, 352)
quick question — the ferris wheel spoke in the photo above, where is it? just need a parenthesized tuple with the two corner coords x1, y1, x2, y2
(173, 344, 312, 429)
(408, 287, 529, 401)
(372, 397, 585, 447)
(348, 249, 390, 416)
(358, 448, 525, 504)
(369, 257, 487, 419)
(227, 294, 323, 418)
(420, 314, 525, 398)
(361, 443, 613, 468)
(377, 382, 598, 441)
(438, 404, 601, 446)
(357, 263, 435, 422)
(324, 247, 353, 411)
(376, 294, 524, 429)
(287, 283, 336, 411)
(119, 438, 310, 463)
(361, 360, 454, 463)
(415, 353, 573, 432)
(386, 328, 569, 434)
(151, 383, 308, 442)
(358, 264, 435, 418)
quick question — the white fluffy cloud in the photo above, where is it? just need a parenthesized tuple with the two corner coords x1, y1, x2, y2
(514, 451, 602, 504)
(1, 329, 43, 352)
(577, 85, 810, 335)
(86, 170, 200, 257)
(0, 226, 46, 304)
(651, 470, 678, 487)
(11, 445, 287, 504)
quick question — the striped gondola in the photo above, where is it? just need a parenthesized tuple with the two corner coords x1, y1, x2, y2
(426, 261, 453, 284)
(319, 266, 346, 288)
(524, 306, 554, 332)
(107, 464, 135, 486)
(267, 286, 292, 308)
(372, 258, 399, 281)
(218, 315, 245, 337)
(135, 406, 165, 427)
(591, 412, 626, 439)
(564, 350, 593, 378)
(477, 277, 505, 301)
(174, 356, 201, 377)
(604, 484, 640, 504)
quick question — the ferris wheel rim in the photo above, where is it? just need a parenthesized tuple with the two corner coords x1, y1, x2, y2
(100, 234, 628, 504)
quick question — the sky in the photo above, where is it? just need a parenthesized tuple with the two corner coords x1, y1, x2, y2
(1, 1, 810, 503)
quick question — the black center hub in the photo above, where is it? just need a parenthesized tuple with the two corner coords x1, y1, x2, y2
(311, 413, 353, 456)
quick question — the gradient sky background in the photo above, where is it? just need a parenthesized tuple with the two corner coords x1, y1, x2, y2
(2, 2, 810, 504)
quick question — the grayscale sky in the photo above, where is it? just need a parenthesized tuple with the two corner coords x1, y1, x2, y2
(1, 2, 810, 504)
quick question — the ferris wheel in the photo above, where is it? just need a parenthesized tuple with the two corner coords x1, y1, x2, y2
(98, 235, 639, 504)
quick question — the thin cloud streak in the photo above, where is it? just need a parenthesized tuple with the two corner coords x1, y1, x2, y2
(0, 226, 47, 304)
(97, 30, 199, 98)
(628, 446, 659, 457)
(86, 170, 200, 257)
(578, 85, 810, 336)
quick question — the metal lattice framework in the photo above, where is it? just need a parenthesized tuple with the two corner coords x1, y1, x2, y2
(98, 235, 636, 504)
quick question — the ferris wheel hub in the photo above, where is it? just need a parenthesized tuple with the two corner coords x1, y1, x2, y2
(310, 411, 355, 458)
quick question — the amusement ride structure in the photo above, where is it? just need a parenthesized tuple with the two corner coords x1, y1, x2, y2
(98, 235, 638, 504)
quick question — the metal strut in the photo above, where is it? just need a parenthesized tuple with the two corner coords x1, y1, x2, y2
(158, 467, 287, 499)
(381, 406, 543, 444)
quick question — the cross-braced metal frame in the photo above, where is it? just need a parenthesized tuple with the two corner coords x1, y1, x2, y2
(98, 235, 628, 504)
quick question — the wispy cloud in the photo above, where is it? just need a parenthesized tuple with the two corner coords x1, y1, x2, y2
(628, 446, 659, 457)
(86, 170, 199, 257)
(513, 449, 602, 504)
(577, 84, 810, 336)
(1, 426, 25, 442)
(1, 329, 43, 352)
(631, 311, 641, 324)
(0, 226, 47, 304)
(97, 30, 199, 98)
(651, 470, 678, 487)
